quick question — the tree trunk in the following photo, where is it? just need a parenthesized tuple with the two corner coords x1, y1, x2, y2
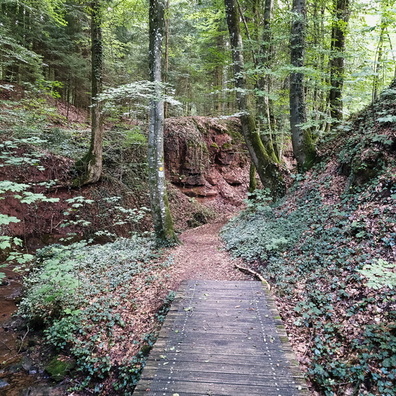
(372, 24, 386, 102)
(148, 0, 178, 245)
(163, 0, 170, 118)
(224, 0, 285, 198)
(289, 0, 316, 171)
(249, 162, 257, 194)
(255, 0, 279, 162)
(73, 0, 104, 186)
(312, 1, 328, 134)
(329, 0, 350, 122)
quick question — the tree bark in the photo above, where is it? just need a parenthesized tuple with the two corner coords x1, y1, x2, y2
(163, 0, 170, 118)
(73, 0, 104, 186)
(255, 0, 279, 162)
(148, 0, 178, 244)
(224, 0, 285, 198)
(372, 24, 386, 102)
(289, 0, 316, 171)
(329, 0, 350, 122)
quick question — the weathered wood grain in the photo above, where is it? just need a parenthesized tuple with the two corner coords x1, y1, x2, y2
(133, 280, 308, 396)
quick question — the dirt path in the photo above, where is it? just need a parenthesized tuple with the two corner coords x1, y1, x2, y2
(169, 221, 251, 283)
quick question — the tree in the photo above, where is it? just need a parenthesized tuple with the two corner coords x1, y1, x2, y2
(74, 0, 104, 185)
(370, 0, 396, 102)
(148, 0, 178, 244)
(328, 0, 350, 121)
(289, 0, 316, 171)
(255, 0, 279, 162)
(224, 0, 285, 197)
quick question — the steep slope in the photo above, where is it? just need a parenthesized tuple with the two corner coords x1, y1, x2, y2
(222, 86, 396, 395)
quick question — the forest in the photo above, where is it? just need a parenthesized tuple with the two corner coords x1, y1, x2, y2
(0, 0, 395, 395)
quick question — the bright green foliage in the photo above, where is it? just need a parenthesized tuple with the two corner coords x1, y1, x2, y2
(0, 28, 43, 82)
(0, 181, 30, 194)
(358, 259, 396, 289)
(14, 192, 60, 204)
(2, 0, 396, 137)
(0, 214, 20, 226)
(0, 136, 61, 264)
(99, 80, 181, 121)
(223, 200, 309, 261)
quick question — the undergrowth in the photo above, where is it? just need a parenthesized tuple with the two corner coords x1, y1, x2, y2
(222, 85, 396, 395)
(222, 168, 396, 395)
(18, 236, 174, 394)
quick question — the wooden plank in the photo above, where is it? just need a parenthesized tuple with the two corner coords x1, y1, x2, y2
(135, 379, 303, 396)
(140, 367, 303, 385)
(144, 350, 292, 366)
(133, 280, 309, 395)
(142, 360, 300, 376)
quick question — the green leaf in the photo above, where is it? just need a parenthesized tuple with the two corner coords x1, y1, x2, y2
(358, 259, 396, 289)
(0, 181, 30, 194)
(0, 214, 21, 225)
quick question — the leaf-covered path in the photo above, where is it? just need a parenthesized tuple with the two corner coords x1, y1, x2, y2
(168, 221, 250, 283)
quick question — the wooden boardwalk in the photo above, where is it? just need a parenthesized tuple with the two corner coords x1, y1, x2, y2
(134, 280, 308, 396)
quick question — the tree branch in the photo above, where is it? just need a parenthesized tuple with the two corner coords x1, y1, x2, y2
(234, 263, 271, 290)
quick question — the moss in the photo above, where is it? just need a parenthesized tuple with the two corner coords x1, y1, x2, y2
(154, 192, 180, 247)
(71, 152, 95, 187)
(249, 163, 257, 193)
(301, 131, 317, 172)
(221, 142, 232, 150)
(45, 356, 75, 382)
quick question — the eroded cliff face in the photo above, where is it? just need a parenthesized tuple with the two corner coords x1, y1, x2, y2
(164, 116, 250, 209)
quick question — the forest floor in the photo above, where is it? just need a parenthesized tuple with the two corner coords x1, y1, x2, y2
(0, 219, 255, 396)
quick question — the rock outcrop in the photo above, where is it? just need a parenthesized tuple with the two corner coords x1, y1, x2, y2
(164, 116, 250, 207)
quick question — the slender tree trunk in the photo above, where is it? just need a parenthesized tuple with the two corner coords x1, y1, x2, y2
(89, 0, 104, 178)
(148, 0, 178, 244)
(224, 0, 285, 198)
(73, 0, 104, 185)
(372, 24, 386, 102)
(312, 1, 328, 133)
(215, 33, 225, 115)
(163, 0, 170, 118)
(255, 0, 279, 162)
(290, 0, 316, 171)
(329, 0, 350, 122)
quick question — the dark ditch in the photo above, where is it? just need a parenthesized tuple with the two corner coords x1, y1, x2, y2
(0, 265, 65, 395)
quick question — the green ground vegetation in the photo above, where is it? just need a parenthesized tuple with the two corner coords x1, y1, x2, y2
(222, 89, 396, 395)
(18, 238, 175, 394)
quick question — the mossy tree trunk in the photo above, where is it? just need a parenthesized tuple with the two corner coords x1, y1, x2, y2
(329, 0, 350, 122)
(249, 162, 257, 194)
(290, 0, 316, 172)
(255, 0, 279, 163)
(74, 0, 104, 186)
(224, 0, 285, 198)
(148, 0, 178, 245)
